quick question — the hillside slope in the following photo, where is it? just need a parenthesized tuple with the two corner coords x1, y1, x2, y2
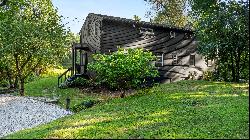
(4, 80, 249, 139)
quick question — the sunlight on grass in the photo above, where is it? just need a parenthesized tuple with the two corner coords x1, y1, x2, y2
(4, 79, 249, 139)
(231, 83, 249, 88)
(69, 117, 113, 127)
(214, 94, 240, 97)
(168, 92, 208, 99)
(149, 110, 171, 117)
(49, 127, 89, 139)
(40, 68, 67, 78)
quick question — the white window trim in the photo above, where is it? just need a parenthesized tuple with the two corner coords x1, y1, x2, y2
(170, 31, 176, 38)
(172, 53, 178, 65)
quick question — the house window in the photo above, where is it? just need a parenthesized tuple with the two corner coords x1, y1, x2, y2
(139, 27, 154, 36)
(94, 22, 98, 36)
(87, 22, 91, 36)
(155, 53, 164, 67)
(172, 53, 178, 65)
(170, 31, 176, 38)
(206, 59, 213, 67)
(189, 55, 195, 66)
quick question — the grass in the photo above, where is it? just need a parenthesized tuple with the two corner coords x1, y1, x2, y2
(24, 77, 106, 110)
(3, 78, 249, 139)
(3, 68, 105, 110)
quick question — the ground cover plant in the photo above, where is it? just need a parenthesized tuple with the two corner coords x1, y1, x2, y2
(3, 80, 249, 139)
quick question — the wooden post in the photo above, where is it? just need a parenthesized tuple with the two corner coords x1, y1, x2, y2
(75, 48, 77, 74)
(66, 97, 70, 111)
(80, 50, 82, 65)
(58, 77, 59, 87)
(84, 53, 88, 74)
(72, 45, 74, 76)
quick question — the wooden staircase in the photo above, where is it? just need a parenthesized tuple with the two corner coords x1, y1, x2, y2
(58, 67, 89, 88)
(58, 67, 73, 88)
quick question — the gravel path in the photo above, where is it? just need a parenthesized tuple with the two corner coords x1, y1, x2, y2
(0, 94, 72, 137)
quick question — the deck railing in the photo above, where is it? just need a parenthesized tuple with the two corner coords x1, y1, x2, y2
(58, 67, 72, 87)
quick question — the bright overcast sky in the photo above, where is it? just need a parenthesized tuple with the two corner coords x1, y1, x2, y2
(52, 0, 152, 34)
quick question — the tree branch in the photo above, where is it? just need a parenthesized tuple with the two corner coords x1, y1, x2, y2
(24, 59, 41, 79)
(14, 53, 21, 76)
(20, 55, 32, 70)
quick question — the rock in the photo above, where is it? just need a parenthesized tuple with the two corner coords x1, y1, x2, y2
(0, 94, 72, 138)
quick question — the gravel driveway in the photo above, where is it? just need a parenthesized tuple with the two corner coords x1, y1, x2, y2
(0, 94, 72, 137)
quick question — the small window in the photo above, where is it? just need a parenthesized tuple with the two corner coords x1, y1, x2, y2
(139, 27, 154, 36)
(189, 55, 195, 66)
(172, 53, 178, 65)
(206, 59, 213, 67)
(87, 22, 91, 36)
(155, 53, 164, 67)
(92, 26, 95, 36)
(170, 31, 176, 38)
(94, 22, 98, 36)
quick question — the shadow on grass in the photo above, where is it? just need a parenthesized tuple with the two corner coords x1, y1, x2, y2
(5, 85, 248, 139)
(3, 80, 249, 139)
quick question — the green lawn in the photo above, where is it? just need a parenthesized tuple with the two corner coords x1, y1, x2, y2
(3, 78, 249, 139)
(23, 76, 106, 110)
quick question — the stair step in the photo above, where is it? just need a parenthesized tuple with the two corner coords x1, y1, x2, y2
(58, 72, 90, 88)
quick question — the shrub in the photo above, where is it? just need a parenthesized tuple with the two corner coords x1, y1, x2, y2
(202, 70, 223, 81)
(87, 48, 159, 90)
(0, 79, 8, 87)
(69, 77, 90, 87)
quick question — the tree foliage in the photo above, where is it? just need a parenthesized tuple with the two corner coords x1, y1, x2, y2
(0, 0, 70, 95)
(195, 0, 249, 82)
(144, 0, 191, 28)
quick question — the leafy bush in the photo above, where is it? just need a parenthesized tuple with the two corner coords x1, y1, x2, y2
(0, 79, 9, 87)
(202, 70, 223, 81)
(87, 48, 159, 90)
(69, 77, 90, 87)
(187, 71, 198, 80)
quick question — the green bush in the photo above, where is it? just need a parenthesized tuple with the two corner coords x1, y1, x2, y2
(202, 70, 223, 81)
(87, 48, 159, 90)
(0, 79, 9, 87)
(69, 77, 90, 87)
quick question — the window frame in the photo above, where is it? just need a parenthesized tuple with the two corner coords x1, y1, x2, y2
(172, 53, 178, 65)
(189, 55, 195, 66)
(155, 53, 164, 67)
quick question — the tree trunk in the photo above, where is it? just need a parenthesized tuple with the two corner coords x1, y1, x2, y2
(6, 71, 14, 89)
(14, 76, 19, 89)
(19, 78, 25, 96)
(235, 51, 241, 83)
(230, 52, 236, 82)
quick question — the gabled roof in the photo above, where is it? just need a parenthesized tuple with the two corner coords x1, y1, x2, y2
(87, 13, 194, 33)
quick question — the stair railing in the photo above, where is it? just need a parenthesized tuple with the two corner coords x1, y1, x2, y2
(58, 67, 73, 87)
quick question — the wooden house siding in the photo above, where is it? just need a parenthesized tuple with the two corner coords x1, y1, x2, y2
(79, 13, 215, 82)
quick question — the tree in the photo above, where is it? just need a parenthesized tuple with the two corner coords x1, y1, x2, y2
(0, 0, 69, 95)
(195, 0, 249, 82)
(133, 15, 141, 22)
(61, 32, 80, 68)
(144, 0, 190, 28)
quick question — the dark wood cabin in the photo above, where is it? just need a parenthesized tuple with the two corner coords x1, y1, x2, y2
(58, 13, 215, 87)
